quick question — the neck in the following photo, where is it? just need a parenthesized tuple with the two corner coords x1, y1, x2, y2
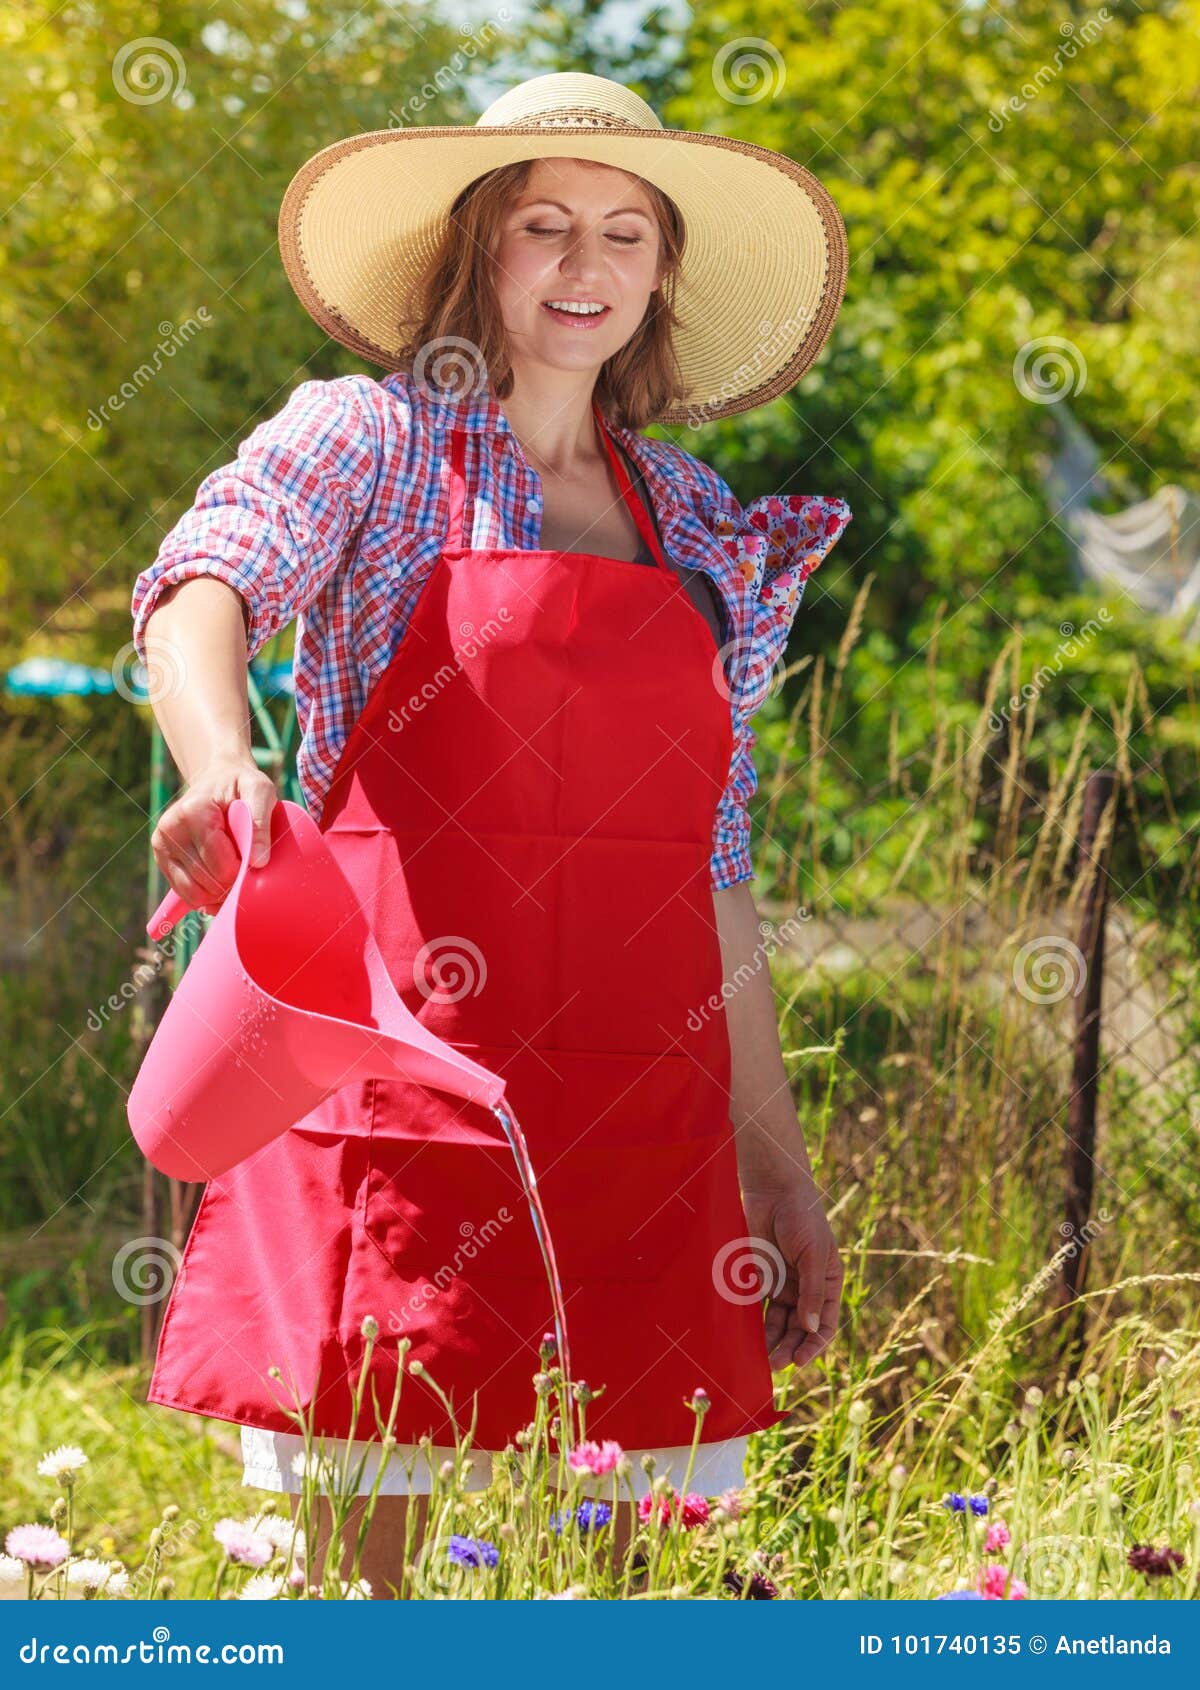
(497, 366, 606, 479)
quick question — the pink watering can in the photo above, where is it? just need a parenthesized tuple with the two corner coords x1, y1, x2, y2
(128, 797, 508, 1182)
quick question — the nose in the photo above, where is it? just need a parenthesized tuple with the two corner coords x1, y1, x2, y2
(556, 225, 609, 283)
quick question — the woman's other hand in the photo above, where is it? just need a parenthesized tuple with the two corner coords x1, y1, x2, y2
(742, 1171, 844, 1371)
(713, 878, 845, 1372)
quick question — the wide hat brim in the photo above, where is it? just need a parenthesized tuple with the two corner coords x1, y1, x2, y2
(278, 111, 848, 426)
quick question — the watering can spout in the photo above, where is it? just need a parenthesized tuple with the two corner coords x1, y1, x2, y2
(130, 799, 507, 1182)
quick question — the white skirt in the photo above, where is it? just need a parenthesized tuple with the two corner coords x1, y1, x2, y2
(240, 1424, 748, 1501)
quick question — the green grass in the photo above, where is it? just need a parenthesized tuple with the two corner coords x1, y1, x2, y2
(3, 599, 1200, 1596)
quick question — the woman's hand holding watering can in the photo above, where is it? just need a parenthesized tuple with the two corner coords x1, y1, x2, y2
(150, 756, 278, 917)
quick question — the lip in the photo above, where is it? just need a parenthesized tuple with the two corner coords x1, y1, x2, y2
(540, 301, 612, 329)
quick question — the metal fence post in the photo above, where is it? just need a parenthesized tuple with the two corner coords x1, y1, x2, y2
(1054, 766, 1119, 1359)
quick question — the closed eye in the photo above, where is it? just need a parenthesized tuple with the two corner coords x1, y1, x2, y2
(525, 224, 642, 245)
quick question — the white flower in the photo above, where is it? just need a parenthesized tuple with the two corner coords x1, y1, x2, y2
(37, 1445, 89, 1480)
(248, 1516, 305, 1558)
(66, 1558, 120, 1593)
(239, 1572, 285, 1600)
(339, 1577, 372, 1599)
(0, 1555, 26, 1596)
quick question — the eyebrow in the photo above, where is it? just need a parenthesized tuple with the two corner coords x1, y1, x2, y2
(514, 199, 654, 223)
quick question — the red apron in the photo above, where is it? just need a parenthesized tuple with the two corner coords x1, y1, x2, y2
(147, 400, 787, 1453)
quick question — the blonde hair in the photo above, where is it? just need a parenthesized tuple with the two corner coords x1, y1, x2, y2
(395, 157, 689, 430)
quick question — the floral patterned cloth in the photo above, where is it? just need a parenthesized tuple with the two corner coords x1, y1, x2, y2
(131, 373, 852, 886)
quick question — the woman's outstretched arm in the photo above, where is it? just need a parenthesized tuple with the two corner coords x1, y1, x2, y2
(140, 577, 278, 911)
(713, 879, 844, 1372)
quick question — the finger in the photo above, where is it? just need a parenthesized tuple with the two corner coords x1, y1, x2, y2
(179, 803, 243, 893)
(794, 1252, 826, 1342)
(766, 1297, 811, 1371)
(154, 822, 228, 903)
(242, 779, 276, 867)
(762, 1256, 800, 1353)
(783, 1254, 844, 1367)
(161, 862, 227, 917)
(157, 809, 240, 905)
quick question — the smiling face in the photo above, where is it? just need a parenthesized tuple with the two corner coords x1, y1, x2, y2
(492, 156, 665, 380)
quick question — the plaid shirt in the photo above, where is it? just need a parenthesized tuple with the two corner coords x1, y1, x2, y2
(131, 373, 852, 888)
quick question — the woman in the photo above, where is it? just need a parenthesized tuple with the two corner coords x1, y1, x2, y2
(131, 72, 851, 1594)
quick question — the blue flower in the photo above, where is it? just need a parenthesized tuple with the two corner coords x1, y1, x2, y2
(447, 1534, 499, 1568)
(937, 1589, 985, 1600)
(549, 1500, 613, 1535)
(968, 1495, 989, 1516)
(943, 1493, 967, 1513)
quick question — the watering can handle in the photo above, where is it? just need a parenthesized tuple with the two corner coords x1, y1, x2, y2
(146, 799, 256, 941)
(147, 888, 192, 942)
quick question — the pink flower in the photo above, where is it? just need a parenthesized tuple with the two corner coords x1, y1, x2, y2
(716, 1487, 744, 1519)
(568, 1439, 623, 1478)
(213, 1518, 274, 1568)
(5, 1524, 70, 1570)
(636, 1489, 710, 1530)
(984, 1520, 1011, 1555)
(977, 1562, 1027, 1600)
(680, 1493, 710, 1528)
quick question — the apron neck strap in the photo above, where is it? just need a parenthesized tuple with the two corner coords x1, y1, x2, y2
(590, 401, 671, 573)
(446, 405, 671, 572)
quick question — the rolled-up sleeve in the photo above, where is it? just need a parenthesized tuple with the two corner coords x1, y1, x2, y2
(711, 710, 758, 889)
(706, 485, 854, 891)
(131, 375, 383, 664)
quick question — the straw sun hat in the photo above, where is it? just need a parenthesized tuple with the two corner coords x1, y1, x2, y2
(277, 71, 848, 426)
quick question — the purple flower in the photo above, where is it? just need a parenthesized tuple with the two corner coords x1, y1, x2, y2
(722, 1567, 779, 1600)
(1128, 1543, 1185, 1578)
(969, 1495, 989, 1516)
(549, 1500, 613, 1534)
(447, 1534, 499, 1569)
(5, 1524, 70, 1571)
(937, 1589, 985, 1600)
(943, 1492, 967, 1513)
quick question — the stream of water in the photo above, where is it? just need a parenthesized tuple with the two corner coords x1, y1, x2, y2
(490, 1097, 572, 1393)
